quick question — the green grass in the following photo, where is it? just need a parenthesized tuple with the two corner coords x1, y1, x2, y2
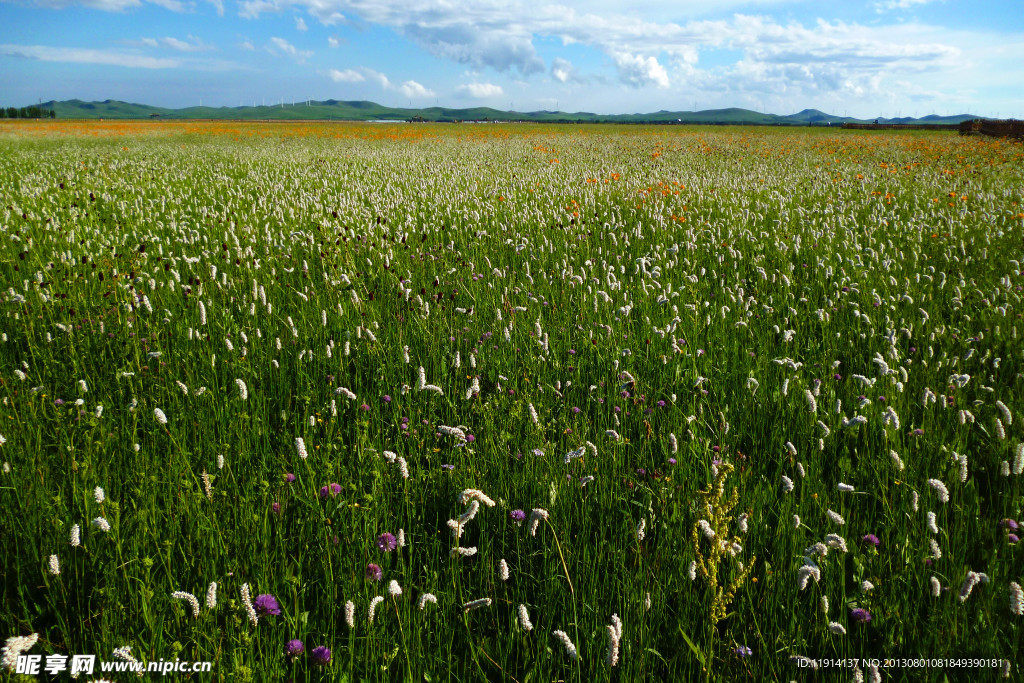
(0, 121, 1021, 682)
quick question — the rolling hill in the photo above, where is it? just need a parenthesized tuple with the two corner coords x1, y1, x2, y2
(33, 99, 980, 126)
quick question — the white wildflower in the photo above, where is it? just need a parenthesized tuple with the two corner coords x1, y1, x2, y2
(171, 591, 201, 618)
(368, 595, 384, 623)
(206, 582, 217, 609)
(518, 604, 533, 631)
(552, 630, 578, 660)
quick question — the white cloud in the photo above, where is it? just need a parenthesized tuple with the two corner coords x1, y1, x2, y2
(239, 40, 255, 50)
(456, 82, 503, 98)
(612, 51, 670, 88)
(363, 68, 390, 89)
(875, 0, 937, 11)
(328, 66, 391, 89)
(269, 36, 312, 61)
(400, 80, 434, 98)
(206, 0, 223, 15)
(295, 16, 308, 30)
(328, 67, 433, 98)
(0, 43, 181, 68)
(551, 57, 584, 83)
(328, 36, 341, 47)
(140, 37, 159, 47)
(329, 68, 364, 82)
(146, 0, 189, 11)
(160, 35, 213, 52)
(26, 0, 141, 9)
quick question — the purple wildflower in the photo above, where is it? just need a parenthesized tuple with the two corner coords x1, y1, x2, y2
(466, 434, 475, 442)
(861, 534, 880, 548)
(735, 645, 753, 657)
(360, 403, 370, 412)
(1010, 534, 1020, 545)
(254, 594, 281, 617)
(376, 532, 398, 552)
(657, 400, 666, 407)
(284, 639, 304, 658)
(668, 458, 677, 465)
(366, 563, 383, 582)
(310, 646, 331, 666)
(850, 608, 872, 624)
(1001, 519, 1019, 531)
(272, 502, 281, 514)
(285, 473, 296, 483)
(441, 463, 454, 471)
(510, 509, 526, 524)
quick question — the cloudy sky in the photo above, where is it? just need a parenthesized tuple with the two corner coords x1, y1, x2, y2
(1, 0, 1021, 117)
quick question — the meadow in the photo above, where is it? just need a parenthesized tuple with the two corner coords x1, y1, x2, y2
(0, 120, 1022, 682)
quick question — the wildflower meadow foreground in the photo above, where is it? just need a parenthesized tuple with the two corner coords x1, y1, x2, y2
(0, 120, 1022, 681)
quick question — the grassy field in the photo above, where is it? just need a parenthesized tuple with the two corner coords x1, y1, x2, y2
(0, 120, 1022, 682)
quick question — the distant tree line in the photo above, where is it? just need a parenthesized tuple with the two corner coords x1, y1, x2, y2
(1, 106, 56, 119)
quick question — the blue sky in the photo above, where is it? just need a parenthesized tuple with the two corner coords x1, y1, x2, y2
(1, 0, 1021, 117)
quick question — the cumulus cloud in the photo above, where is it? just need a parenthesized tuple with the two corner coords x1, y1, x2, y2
(550, 57, 587, 83)
(328, 66, 389, 88)
(400, 80, 434, 98)
(612, 51, 670, 88)
(329, 68, 364, 82)
(456, 82, 503, 98)
(295, 16, 308, 30)
(326, 66, 433, 98)
(269, 36, 312, 61)
(328, 36, 342, 47)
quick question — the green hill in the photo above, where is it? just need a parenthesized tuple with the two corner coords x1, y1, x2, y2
(32, 99, 981, 126)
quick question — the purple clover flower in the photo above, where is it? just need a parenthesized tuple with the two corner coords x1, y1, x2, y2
(510, 509, 526, 524)
(254, 594, 281, 617)
(284, 639, 304, 658)
(850, 608, 872, 624)
(366, 563, 383, 582)
(285, 473, 296, 483)
(861, 534, 880, 548)
(376, 532, 398, 552)
(310, 646, 331, 666)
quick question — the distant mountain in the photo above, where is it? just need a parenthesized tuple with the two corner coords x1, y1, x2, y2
(37, 99, 981, 126)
